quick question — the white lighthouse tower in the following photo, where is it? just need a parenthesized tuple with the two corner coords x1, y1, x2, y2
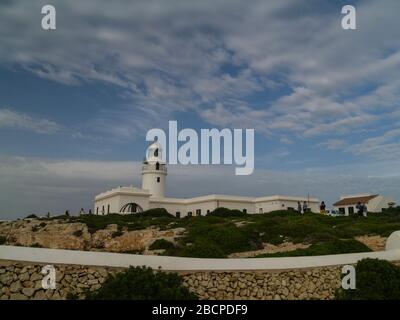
(141, 140, 167, 198)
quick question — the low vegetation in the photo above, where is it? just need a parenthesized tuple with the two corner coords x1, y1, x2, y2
(207, 207, 247, 217)
(255, 239, 372, 258)
(72, 230, 83, 237)
(38, 207, 400, 258)
(85, 266, 197, 300)
(336, 258, 400, 300)
(149, 239, 175, 250)
(111, 230, 124, 238)
(25, 214, 38, 219)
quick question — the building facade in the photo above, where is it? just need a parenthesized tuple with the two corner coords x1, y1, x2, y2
(94, 142, 320, 217)
(333, 194, 396, 215)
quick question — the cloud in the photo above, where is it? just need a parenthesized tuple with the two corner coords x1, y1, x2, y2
(0, 108, 61, 134)
(1, 1, 400, 218)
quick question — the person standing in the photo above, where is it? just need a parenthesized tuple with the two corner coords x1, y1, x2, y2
(356, 202, 363, 218)
(320, 201, 326, 214)
(297, 201, 302, 214)
(363, 204, 368, 218)
(302, 201, 308, 214)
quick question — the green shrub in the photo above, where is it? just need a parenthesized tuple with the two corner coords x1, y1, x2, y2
(30, 243, 43, 248)
(138, 208, 174, 218)
(66, 292, 79, 300)
(169, 239, 226, 258)
(336, 258, 400, 300)
(127, 222, 146, 231)
(25, 214, 38, 219)
(208, 207, 247, 217)
(256, 239, 371, 258)
(85, 266, 197, 300)
(0, 236, 6, 245)
(149, 239, 174, 250)
(120, 249, 144, 254)
(73, 230, 83, 237)
(111, 231, 124, 238)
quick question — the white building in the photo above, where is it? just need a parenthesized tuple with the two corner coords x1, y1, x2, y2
(94, 142, 320, 217)
(333, 194, 396, 215)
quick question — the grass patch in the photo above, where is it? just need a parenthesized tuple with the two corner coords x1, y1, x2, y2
(149, 239, 174, 250)
(0, 236, 6, 245)
(255, 239, 372, 258)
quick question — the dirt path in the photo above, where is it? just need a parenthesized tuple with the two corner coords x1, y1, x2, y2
(355, 235, 387, 251)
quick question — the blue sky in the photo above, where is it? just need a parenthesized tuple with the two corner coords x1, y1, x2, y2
(0, 0, 399, 218)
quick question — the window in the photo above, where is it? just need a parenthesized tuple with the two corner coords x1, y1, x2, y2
(259, 208, 263, 214)
(207, 210, 210, 215)
(107, 205, 110, 214)
(339, 207, 345, 215)
(348, 207, 354, 215)
(188, 211, 192, 217)
(157, 177, 160, 183)
(243, 209, 247, 214)
(102, 206, 105, 215)
(196, 209, 201, 216)
(176, 212, 181, 218)
(156, 162, 160, 170)
(96, 207, 98, 215)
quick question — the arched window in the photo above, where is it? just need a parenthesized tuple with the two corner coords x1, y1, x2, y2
(120, 203, 144, 214)
(156, 162, 160, 170)
(154, 148, 159, 157)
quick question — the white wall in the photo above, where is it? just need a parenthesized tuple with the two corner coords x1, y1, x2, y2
(368, 196, 395, 212)
(255, 200, 319, 214)
(95, 193, 150, 214)
(2, 245, 400, 271)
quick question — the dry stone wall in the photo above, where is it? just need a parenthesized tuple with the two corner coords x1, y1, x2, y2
(0, 261, 342, 300)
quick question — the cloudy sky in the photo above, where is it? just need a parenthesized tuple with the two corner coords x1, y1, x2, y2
(0, 0, 399, 219)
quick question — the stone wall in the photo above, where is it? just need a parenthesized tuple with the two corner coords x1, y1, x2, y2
(0, 260, 342, 300)
(181, 268, 341, 300)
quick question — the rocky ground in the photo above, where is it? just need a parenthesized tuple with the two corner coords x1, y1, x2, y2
(0, 219, 184, 254)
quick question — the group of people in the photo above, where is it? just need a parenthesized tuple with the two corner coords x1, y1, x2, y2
(297, 201, 308, 214)
(356, 202, 368, 218)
